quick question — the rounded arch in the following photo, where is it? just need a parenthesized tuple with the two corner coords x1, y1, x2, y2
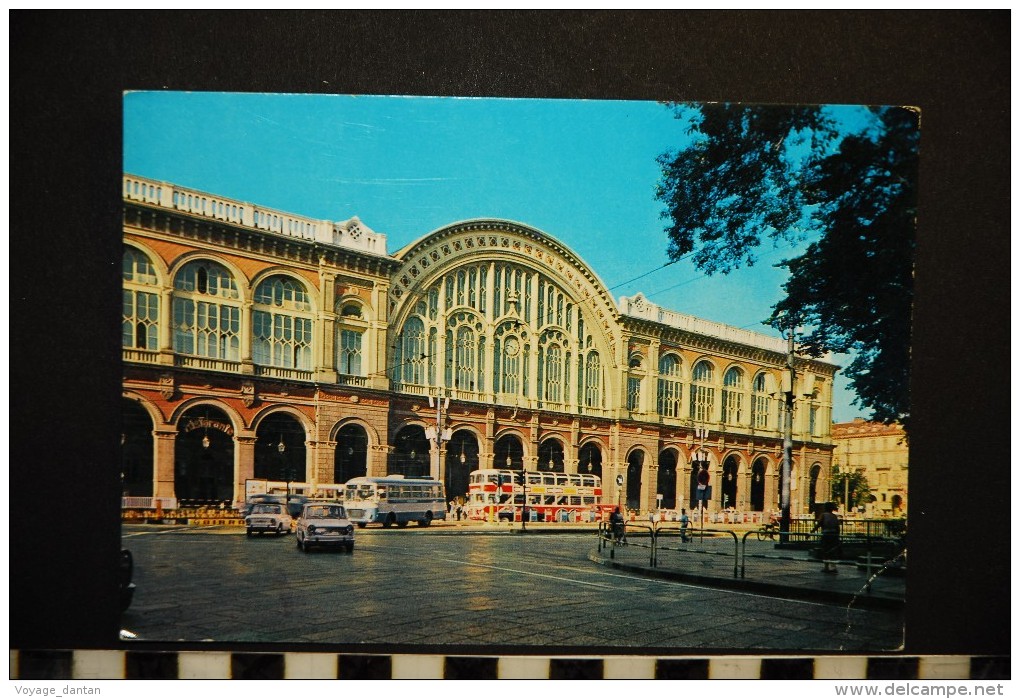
(577, 440, 604, 481)
(250, 405, 315, 437)
(332, 422, 369, 485)
(253, 410, 310, 483)
(386, 220, 624, 408)
(123, 240, 170, 285)
(658, 351, 685, 376)
(538, 436, 567, 472)
(691, 357, 718, 380)
(122, 397, 155, 497)
(721, 453, 742, 510)
(657, 447, 680, 510)
(446, 428, 480, 501)
(122, 390, 168, 427)
(625, 448, 646, 511)
(250, 268, 319, 314)
(328, 416, 382, 447)
(169, 397, 245, 433)
(391, 423, 430, 478)
(168, 251, 251, 302)
(174, 403, 236, 506)
(750, 456, 770, 512)
(335, 292, 373, 322)
(493, 433, 526, 470)
(808, 461, 823, 512)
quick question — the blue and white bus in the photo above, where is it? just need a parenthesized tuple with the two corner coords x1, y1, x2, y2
(343, 475, 447, 528)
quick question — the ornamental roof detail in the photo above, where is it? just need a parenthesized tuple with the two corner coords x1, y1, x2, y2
(123, 174, 389, 258)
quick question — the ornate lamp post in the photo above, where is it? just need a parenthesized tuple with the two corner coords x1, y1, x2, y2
(277, 435, 292, 507)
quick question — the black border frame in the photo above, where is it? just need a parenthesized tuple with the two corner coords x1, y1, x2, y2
(10, 10, 1010, 656)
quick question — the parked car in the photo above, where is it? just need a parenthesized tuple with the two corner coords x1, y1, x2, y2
(120, 548, 135, 612)
(295, 503, 355, 553)
(243, 493, 308, 519)
(245, 502, 292, 536)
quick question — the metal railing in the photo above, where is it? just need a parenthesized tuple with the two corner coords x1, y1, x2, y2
(739, 528, 906, 584)
(597, 522, 740, 576)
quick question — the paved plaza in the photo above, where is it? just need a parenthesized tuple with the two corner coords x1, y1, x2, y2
(121, 523, 903, 652)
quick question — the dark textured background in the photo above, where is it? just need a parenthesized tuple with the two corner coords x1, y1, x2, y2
(10, 11, 1009, 655)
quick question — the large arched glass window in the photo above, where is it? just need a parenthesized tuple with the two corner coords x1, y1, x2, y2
(123, 247, 160, 350)
(398, 316, 427, 385)
(452, 325, 477, 390)
(657, 354, 684, 417)
(690, 360, 715, 422)
(722, 366, 745, 424)
(545, 343, 563, 403)
(252, 275, 313, 370)
(173, 260, 240, 360)
(752, 372, 772, 429)
(584, 351, 601, 408)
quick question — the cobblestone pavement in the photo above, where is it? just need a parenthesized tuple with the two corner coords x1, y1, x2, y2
(121, 524, 904, 652)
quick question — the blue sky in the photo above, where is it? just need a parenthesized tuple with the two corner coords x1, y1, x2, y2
(124, 92, 867, 422)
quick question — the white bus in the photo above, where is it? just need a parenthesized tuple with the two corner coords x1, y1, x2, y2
(343, 475, 447, 528)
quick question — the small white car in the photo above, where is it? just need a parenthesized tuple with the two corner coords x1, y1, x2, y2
(245, 502, 292, 536)
(296, 503, 355, 553)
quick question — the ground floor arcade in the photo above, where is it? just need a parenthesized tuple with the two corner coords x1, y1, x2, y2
(122, 371, 832, 516)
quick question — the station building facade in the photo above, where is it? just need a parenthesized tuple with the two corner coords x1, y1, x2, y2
(122, 174, 838, 515)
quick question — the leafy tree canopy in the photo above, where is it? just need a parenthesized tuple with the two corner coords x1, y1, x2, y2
(830, 466, 872, 512)
(655, 104, 918, 427)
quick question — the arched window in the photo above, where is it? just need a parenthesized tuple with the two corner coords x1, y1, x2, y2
(752, 372, 772, 429)
(545, 343, 563, 403)
(657, 354, 684, 417)
(722, 367, 745, 424)
(252, 275, 313, 370)
(584, 351, 601, 408)
(399, 316, 427, 385)
(173, 260, 240, 360)
(337, 329, 363, 376)
(453, 325, 476, 390)
(498, 334, 522, 395)
(123, 247, 160, 350)
(690, 360, 715, 422)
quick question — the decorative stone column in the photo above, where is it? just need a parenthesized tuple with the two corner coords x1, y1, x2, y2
(234, 433, 257, 508)
(368, 444, 393, 478)
(153, 429, 177, 501)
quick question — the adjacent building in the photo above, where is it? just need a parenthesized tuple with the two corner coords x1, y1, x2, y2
(122, 174, 838, 515)
(831, 419, 908, 516)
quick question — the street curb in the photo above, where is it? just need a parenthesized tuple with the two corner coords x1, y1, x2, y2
(587, 550, 904, 612)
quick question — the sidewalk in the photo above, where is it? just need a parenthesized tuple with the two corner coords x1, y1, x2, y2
(588, 530, 905, 611)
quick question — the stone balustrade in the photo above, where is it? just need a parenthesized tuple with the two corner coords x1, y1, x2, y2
(124, 174, 388, 257)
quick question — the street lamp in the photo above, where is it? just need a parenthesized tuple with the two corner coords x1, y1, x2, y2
(277, 435, 292, 506)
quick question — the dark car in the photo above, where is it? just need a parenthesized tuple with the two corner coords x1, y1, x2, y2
(120, 549, 135, 612)
(243, 493, 307, 519)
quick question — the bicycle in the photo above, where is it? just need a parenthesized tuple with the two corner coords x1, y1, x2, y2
(756, 522, 779, 541)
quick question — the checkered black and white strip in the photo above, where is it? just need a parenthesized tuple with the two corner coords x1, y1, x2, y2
(10, 651, 1008, 680)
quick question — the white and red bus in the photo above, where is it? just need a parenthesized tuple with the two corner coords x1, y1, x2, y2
(465, 469, 611, 522)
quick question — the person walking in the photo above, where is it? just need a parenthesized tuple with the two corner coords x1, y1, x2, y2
(813, 501, 841, 573)
(679, 508, 690, 542)
(610, 506, 626, 544)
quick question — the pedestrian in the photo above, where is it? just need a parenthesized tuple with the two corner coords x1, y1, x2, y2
(680, 508, 690, 542)
(610, 506, 626, 544)
(812, 501, 841, 573)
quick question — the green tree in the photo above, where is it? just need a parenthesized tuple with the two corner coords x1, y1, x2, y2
(830, 466, 871, 511)
(655, 104, 918, 427)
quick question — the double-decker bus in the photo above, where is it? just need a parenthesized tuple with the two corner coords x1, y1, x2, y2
(343, 475, 447, 528)
(465, 469, 609, 522)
